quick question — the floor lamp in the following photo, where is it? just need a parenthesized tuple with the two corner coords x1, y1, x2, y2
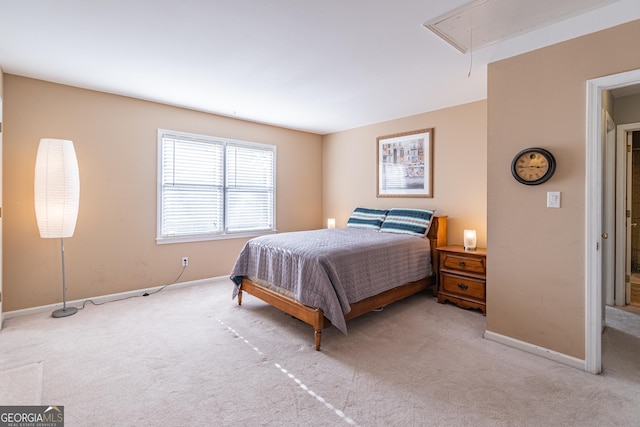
(34, 138, 80, 318)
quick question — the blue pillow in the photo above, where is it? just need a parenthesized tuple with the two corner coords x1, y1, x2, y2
(380, 208, 435, 237)
(346, 207, 388, 230)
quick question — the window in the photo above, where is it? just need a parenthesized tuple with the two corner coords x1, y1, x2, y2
(157, 129, 275, 243)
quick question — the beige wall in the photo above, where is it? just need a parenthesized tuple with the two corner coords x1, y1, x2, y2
(487, 19, 640, 359)
(615, 93, 640, 125)
(3, 75, 323, 311)
(323, 100, 487, 248)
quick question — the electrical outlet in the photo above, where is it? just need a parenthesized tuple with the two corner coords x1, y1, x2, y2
(182, 257, 189, 267)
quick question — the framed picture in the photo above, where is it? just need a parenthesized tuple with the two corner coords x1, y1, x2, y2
(377, 128, 433, 198)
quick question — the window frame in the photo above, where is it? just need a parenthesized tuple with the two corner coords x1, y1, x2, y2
(156, 129, 276, 244)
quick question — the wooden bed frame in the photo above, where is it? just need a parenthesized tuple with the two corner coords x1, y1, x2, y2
(237, 216, 447, 350)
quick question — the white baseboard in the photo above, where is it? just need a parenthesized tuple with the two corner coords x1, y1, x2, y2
(484, 330, 587, 371)
(4, 275, 232, 320)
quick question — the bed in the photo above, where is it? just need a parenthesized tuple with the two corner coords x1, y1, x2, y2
(230, 209, 447, 350)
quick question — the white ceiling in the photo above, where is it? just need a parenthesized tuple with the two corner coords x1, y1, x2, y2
(1, 0, 639, 135)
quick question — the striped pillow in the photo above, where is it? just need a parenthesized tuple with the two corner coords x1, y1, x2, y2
(380, 208, 435, 237)
(346, 207, 388, 230)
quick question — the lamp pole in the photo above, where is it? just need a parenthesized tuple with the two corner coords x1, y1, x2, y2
(52, 237, 77, 318)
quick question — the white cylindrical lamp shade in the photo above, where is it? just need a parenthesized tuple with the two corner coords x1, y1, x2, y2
(463, 229, 477, 251)
(34, 139, 80, 238)
(327, 218, 336, 229)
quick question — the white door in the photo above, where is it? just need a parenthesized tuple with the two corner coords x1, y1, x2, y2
(603, 112, 615, 308)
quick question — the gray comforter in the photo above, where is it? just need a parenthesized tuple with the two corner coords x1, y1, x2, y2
(230, 227, 433, 334)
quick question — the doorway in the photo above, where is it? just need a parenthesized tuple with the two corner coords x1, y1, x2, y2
(606, 123, 640, 380)
(586, 69, 640, 374)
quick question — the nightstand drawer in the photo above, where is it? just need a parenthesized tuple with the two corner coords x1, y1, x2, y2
(441, 252, 486, 275)
(437, 245, 486, 314)
(441, 273, 485, 301)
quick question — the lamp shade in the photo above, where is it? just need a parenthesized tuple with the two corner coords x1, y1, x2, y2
(34, 139, 80, 238)
(463, 229, 477, 251)
(327, 218, 336, 229)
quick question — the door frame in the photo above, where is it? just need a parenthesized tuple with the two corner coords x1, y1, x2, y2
(586, 69, 640, 374)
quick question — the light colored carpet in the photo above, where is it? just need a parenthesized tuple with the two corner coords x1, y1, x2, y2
(0, 279, 639, 426)
(0, 361, 43, 405)
(603, 305, 640, 383)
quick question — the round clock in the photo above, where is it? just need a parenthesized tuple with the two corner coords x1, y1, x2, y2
(511, 147, 556, 185)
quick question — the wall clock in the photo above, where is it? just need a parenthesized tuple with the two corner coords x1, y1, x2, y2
(511, 147, 556, 185)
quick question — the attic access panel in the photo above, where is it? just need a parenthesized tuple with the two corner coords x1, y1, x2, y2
(423, 0, 621, 53)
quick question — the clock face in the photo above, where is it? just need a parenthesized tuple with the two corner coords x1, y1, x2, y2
(511, 148, 556, 185)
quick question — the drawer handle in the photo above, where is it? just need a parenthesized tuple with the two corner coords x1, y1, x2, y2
(459, 261, 466, 268)
(457, 283, 469, 291)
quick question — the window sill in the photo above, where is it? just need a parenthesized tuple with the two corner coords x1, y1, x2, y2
(156, 230, 276, 245)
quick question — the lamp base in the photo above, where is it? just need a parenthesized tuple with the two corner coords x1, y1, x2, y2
(464, 246, 476, 251)
(52, 307, 78, 318)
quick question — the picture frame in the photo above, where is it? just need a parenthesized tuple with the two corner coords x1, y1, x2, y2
(377, 128, 434, 198)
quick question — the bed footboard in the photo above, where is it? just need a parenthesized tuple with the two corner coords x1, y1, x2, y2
(238, 278, 326, 350)
(238, 276, 433, 351)
(235, 215, 447, 350)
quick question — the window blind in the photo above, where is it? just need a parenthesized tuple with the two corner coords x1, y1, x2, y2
(158, 130, 275, 242)
(226, 144, 274, 232)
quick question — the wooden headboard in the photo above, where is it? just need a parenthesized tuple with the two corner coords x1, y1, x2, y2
(427, 215, 447, 286)
(427, 215, 447, 249)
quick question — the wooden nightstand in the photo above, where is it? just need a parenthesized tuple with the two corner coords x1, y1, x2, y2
(437, 245, 487, 315)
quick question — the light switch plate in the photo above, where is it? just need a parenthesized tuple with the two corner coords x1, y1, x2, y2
(547, 191, 561, 208)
